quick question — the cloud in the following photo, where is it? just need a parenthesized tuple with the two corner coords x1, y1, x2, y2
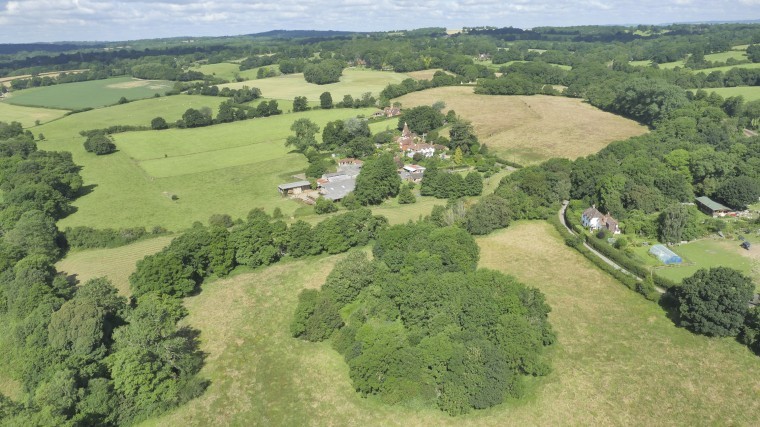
(0, 0, 758, 42)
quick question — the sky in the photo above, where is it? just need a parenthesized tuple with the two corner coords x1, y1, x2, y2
(0, 0, 759, 43)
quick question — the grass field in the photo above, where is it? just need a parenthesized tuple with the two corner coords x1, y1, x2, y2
(696, 62, 760, 74)
(42, 107, 373, 230)
(648, 238, 760, 291)
(4, 77, 173, 110)
(393, 86, 648, 164)
(189, 63, 266, 81)
(220, 69, 409, 102)
(36, 95, 226, 140)
(56, 235, 175, 295)
(142, 221, 760, 426)
(706, 86, 760, 102)
(0, 101, 67, 127)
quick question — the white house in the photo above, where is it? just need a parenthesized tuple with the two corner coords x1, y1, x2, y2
(581, 206, 620, 234)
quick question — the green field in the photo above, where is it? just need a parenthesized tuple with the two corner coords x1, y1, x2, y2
(696, 62, 760, 74)
(0, 102, 66, 127)
(190, 62, 280, 82)
(4, 77, 173, 110)
(56, 235, 175, 295)
(36, 95, 226, 140)
(649, 238, 759, 290)
(706, 86, 760, 102)
(141, 222, 760, 426)
(39, 107, 374, 230)
(221, 69, 409, 102)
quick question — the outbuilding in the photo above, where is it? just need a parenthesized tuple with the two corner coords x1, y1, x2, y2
(277, 181, 311, 196)
(695, 196, 734, 218)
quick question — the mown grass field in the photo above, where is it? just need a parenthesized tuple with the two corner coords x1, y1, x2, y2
(142, 221, 760, 426)
(0, 101, 66, 127)
(707, 86, 760, 102)
(221, 69, 409, 102)
(4, 77, 173, 110)
(394, 86, 648, 164)
(56, 235, 175, 295)
(647, 238, 760, 291)
(41, 107, 373, 230)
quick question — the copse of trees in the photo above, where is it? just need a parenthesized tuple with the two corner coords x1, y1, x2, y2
(420, 167, 484, 200)
(83, 133, 116, 155)
(303, 59, 345, 84)
(673, 267, 754, 337)
(398, 105, 445, 135)
(354, 154, 401, 205)
(292, 222, 554, 415)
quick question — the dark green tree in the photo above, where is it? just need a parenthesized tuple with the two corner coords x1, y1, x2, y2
(293, 96, 309, 112)
(320, 91, 333, 109)
(150, 117, 168, 130)
(354, 154, 401, 205)
(674, 267, 754, 337)
(398, 185, 416, 204)
(715, 176, 760, 210)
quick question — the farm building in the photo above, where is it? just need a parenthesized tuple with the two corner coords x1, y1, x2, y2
(649, 244, 683, 265)
(581, 206, 620, 234)
(695, 196, 734, 217)
(277, 181, 311, 196)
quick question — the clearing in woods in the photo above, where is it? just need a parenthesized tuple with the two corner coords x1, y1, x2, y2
(220, 69, 409, 102)
(141, 222, 760, 426)
(56, 235, 175, 296)
(3, 77, 172, 110)
(707, 86, 760, 102)
(189, 62, 278, 81)
(394, 86, 648, 164)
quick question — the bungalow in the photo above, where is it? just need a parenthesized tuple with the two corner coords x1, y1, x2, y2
(402, 164, 426, 174)
(277, 181, 311, 196)
(695, 196, 734, 218)
(398, 164, 426, 182)
(581, 205, 621, 234)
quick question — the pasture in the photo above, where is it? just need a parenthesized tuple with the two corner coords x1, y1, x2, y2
(190, 62, 278, 81)
(0, 101, 66, 127)
(36, 95, 226, 140)
(56, 235, 175, 295)
(393, 86, 648, 164)
(142, 221, 760, 426)
(4, 77, 173, 110)
(707, 86, 760, 102)
(220, 69, 409, 102)
(43, 107, 374, 230)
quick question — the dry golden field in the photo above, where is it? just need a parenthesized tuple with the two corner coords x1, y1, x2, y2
(395, 86, 648, 164)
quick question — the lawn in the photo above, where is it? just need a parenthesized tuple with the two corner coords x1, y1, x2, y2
(220, 68, 410, 102)
(56, 235, 175, 296)
(141, 221, 760, 426)
(3, 77, 173, 110)
(707, 86, 760, 102)
(650, 238, 759, 291)
(0, 101, 67, 127)
(43, 107, 373, 230)
(393, 86, 648, 165)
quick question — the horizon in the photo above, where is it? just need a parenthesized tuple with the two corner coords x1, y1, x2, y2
(1, 0, 760, 44)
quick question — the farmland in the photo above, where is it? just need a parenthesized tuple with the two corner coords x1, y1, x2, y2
(393, 86, 648, 164)
(0, 101, 66, 127)
(707, 86, 760, 102)
(189, 62, 277, 81)
(56, 235, 175, 295)
(142, 222, 760, 426)
(220, 68, 410, 101)
(40, 107, 375, 230)
(3, 77, 173, 110)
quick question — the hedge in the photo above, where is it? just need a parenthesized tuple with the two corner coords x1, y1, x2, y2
(547, 214, 660, 301)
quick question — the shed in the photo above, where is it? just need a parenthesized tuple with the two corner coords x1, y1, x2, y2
(695, 196, 734, 217)
(649, 244, 683, 265)
(277, 181, 311, 196)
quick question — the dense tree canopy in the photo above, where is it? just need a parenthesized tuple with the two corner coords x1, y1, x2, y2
(674, 267, 754, 337)
(354, 154, 401, 205)
(292, 222, 554, 415)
